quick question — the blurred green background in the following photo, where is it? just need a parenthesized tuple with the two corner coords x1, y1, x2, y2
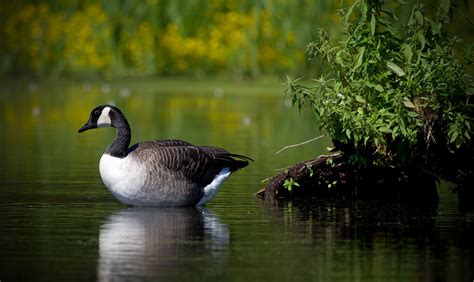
(0, 0, 332, 78)
(0, 1, 472, 78)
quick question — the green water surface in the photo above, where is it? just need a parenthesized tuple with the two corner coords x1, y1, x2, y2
(0, 79, 473, 281)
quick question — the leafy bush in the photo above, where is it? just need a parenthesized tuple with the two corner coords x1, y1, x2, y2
(286, 0, 473, 168)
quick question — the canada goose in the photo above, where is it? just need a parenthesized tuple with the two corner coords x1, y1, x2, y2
(78, 105, 252, 207)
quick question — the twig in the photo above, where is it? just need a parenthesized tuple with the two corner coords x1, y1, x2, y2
(260, 177, 272, 183)
(274, 135, 325, 155)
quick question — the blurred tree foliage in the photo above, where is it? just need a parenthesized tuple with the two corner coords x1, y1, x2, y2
(0, 0, 343, 77)
(1, 1, 471, 78)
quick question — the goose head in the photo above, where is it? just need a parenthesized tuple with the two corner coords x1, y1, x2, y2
(78, 105, 125, 133)
(78, 105, 131, 158)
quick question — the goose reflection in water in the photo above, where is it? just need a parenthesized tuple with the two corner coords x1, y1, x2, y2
(98, 207, 229, 281)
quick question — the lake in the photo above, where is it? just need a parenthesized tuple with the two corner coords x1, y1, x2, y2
(0, 78, 473, 281)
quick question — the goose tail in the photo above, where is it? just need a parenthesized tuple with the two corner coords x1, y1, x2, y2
(215, 153, 253, 172)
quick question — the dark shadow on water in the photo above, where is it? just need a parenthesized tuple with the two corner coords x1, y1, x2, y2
(97, 207, 229, 281)
(257, 197, 474, 281)
(259, 197, 439, 241)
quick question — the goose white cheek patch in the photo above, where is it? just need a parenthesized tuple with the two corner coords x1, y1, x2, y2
(97, 106, 112, 127)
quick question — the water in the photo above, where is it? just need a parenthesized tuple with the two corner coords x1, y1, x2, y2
(1, 79, 473, 281)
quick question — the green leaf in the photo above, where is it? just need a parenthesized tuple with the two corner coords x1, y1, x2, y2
(355, 95, 366, 103)
(465, 131, 471, 141)
(345, 128, 351, 139)
(430, 20, 442, 36)
(374, 84, 384, 92)
(403, 44, 413, 63)
(416, 30, 425, 49)
(360, 1, 368, 19)
(343, 2, 357, 24)
(407, 111, 419, 118)
(363, 136, 369, 145)
(370, 15, 376, 36)
(403, 98, 415, 108)
(415, 10, 424, 26)
(386, 61, 406, 76)
(283, 178, 300, 192)
(392, 126, 399, 139)
(353, 47, 365, 72)
(400, 125, 407, 136)
(449, 130, 459, 143)
(335, 53, 345, 67)
(354, 132, 360, 142)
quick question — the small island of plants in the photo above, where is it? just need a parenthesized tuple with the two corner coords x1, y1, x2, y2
(258, 0, 473, 207)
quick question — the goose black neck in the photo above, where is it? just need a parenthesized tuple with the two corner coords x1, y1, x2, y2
(106, 118, 131, 158)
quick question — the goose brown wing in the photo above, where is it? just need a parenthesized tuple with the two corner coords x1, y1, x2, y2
(127, 139, 193, 153)
(130, 142, 250, 187)
(149, 139, 194, 147)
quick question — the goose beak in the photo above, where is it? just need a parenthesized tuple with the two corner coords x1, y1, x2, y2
(78, 121, 96, 133)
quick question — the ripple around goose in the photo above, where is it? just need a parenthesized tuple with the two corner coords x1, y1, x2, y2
(78, 105, 252, 207)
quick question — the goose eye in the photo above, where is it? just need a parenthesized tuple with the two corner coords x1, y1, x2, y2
(94, 109, 101, 116)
